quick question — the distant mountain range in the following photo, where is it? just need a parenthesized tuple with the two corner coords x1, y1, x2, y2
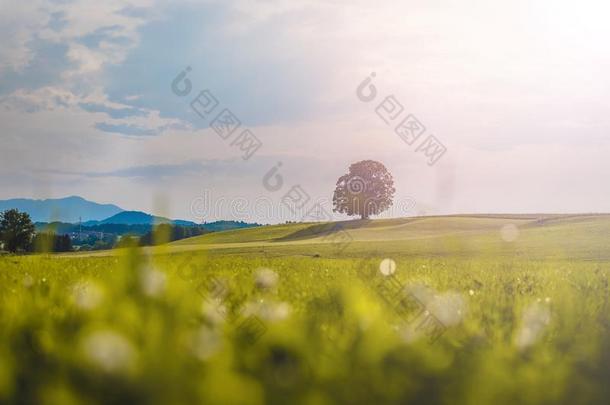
(0, 196, 122, 223)
(83, 211, 198, 227)
(2, 196, 260, 232)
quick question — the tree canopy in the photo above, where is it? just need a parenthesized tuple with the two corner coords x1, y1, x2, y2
(332, 160, 395, 220)
(0, 209, 35, 253)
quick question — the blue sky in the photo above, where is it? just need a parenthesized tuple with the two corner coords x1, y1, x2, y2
(1, 0, 610, 222)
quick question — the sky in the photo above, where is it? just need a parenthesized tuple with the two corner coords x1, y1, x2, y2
(1, 0, 609, 223)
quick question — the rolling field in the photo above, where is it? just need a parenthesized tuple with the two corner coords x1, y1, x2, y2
(2, 214, 610, 404)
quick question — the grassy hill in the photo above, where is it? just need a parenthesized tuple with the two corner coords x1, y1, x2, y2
(162, 214, 610, 261)
(64, 213, 610, 261)
(4, 213, 610, 404)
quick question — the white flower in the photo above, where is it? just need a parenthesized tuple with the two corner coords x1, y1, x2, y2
(428, 292, 466, 327)
(255, 268, 278, 290)
(243, 300, 291, 322)
(515, 302, 551, 350)
(269, 302, 291, 321)
(81, 330, 135, 374)
(191, 327, 222, 361)
(72, 282, 103, 310)
(140, 268, 166, 297)
(400, 284, 467, 344)
(379, 258, 397, 276)
(202, 298, 228, 325)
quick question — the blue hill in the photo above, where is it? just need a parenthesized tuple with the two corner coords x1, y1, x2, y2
(93, 211, 197, 226)
(3, 196, 261, 231)
(0, 196, 123, 223)
(101, 211, 163, 225)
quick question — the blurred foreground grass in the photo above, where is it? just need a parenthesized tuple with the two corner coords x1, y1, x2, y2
(1, 216, 610, 404)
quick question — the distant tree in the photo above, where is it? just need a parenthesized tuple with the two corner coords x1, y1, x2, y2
(30, 233, 73, 253)
(0, 209, 35, 253)
(139, 224, 208, 246)
(56, 234, 73, 252)
(93, 240, 110, 250)
(114, 235, 140, 249)
(332, 160, 395, 220)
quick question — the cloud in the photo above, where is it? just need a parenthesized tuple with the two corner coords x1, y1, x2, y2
(0, 38, 72, 96)
(77, 25, 133, 49)
(85, 161, 207, 178)
(45, 159, 247, 180)
(0, 0, 348, 132)
(93, 122, 156, 136)
(0, 2, 47, 73)
(116, 5, 152, 19)
(79, 102, 148, 118)
(1, 0, 156, 76)
(95, 122, 164, 136)
(103, 1, 348, 128)
(47, 11, 69, 33)
(0, 86, 79, 113)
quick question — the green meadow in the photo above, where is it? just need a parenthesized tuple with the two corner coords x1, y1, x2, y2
(2, 214, 610, 404)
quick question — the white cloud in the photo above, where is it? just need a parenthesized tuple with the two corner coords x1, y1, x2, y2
(0, 2, 47, 72)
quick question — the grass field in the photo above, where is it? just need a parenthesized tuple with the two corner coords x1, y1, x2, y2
(2, 214, 610, 404)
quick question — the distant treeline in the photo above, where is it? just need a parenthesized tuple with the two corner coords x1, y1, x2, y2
(139, 224, 210, 246)
(35, 222, 154, 236)
(35, 220, 261, 236)
(3, 208, 261, 254)
(25, 220, 262, 252)
(28, 233, 73, 253)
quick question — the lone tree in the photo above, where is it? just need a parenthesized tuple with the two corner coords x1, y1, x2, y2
(0, 209, 35, 253)
(332, 160, 395, 220)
